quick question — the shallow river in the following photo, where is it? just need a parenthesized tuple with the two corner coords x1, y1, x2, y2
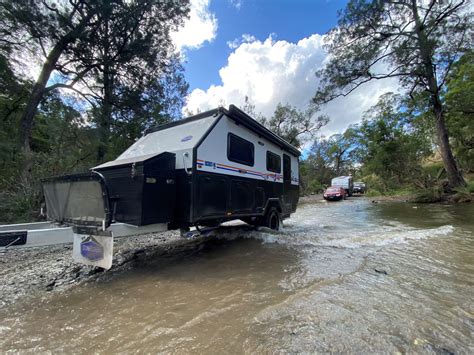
(1, 198, 473, 353)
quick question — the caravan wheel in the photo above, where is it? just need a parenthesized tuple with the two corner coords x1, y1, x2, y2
(264, 207, 280, 231)
(241, 216, 261, 226)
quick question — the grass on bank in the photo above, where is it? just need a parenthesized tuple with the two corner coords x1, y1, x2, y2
(365, 187, 414, 198)
(357, 165, 474, 203)
(451, 180, 474, 203)
(364, 180, 474, 203)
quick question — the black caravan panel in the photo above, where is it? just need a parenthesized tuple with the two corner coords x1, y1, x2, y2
(282, 154, 292, 214)
(196, 173, 228, 218)
(42, 172, 111, 227)
(230, 179, 254, 213)
(94, 152, 176, 226)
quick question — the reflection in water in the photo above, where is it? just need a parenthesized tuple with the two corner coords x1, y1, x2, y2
(1, 199, 473, 353)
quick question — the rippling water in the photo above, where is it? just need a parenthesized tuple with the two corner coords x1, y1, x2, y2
(1, 198, 473, 353)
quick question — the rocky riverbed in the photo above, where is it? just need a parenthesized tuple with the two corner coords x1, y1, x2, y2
(0, 231, 206, 307)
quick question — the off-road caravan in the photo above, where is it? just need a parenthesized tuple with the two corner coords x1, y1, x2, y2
(331, 176, 353, 196)
(39, 105, 300, 269)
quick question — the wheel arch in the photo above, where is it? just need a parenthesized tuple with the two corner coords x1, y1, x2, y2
(263, 198, 283, 215)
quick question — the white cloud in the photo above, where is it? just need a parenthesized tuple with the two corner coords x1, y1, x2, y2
(229, 0, 243, 10)
(241, 33, 256, 42)
(227, 33, 257, 49)
(226, 39, 239, 50)
(185, 34, 399, 135)
(172, 0, 218, 51)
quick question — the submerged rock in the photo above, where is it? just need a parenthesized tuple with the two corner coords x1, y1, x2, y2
(45, 280, 56, 291)
(374, 268, 388, 275)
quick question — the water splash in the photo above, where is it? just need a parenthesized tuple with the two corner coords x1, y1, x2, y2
(216, 209, 455, 250)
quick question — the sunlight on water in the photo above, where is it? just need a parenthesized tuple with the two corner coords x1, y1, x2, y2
(219, 200, 456, 249)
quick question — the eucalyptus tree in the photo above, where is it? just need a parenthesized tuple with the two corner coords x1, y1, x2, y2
(303, 138, 336, 189)
(72, 1, 189, 161)
(0, 0, 190, 156)
(444, 52, 474, 172)
(357, 93, 431, 186)
(106, 55, 189, 159)
(313, 0, 472, 188)
(325, 131, 359, 175)
(0, 0, 97, 152)
(261, 103, 329, 149)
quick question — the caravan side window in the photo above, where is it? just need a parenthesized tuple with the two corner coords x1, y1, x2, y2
(227, 133, 254, 166)
(266, 151, 281, 173)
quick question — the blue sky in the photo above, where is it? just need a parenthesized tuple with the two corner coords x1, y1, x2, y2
(174, 0, 398, 139)
(183, 0, 348, 90)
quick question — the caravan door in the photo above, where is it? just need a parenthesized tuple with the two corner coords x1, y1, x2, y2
(282, 154, 292, 214)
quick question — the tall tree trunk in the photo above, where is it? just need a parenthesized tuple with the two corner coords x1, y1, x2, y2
(97, 70, 113, 163)
(19, 42, 65, 153)
(18, 8, 95, 154)
(18, 17, 94, 152)
(433, 99, 465, 188)
(97, 12, 112, 163)
(411, 0, 465, 189)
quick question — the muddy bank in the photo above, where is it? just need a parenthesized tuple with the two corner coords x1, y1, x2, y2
(298, 194, 324, 204)
(0, 231, 210, 308)
(366, 194, 413, 202)
(369, 193, 473, 204)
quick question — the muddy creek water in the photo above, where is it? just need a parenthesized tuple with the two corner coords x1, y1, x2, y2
(1, 198, 473, 353)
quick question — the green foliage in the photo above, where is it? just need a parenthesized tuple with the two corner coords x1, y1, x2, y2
(0, 88, 99, 223)
(385, 187, 415, 197)
(303, 0, 474, 195)
(325, 129, 359, 175)
(0, 54, 30, 164)
(76, 1, 190, 161)
(308, 179, 325, 194)
(421, 162, 444, 180)
(301, 94, 433, 196)
(451, 190, 473, 203)
(312, 0, 471, 188)
(300, 90, 471, 202)
(451, 179, 474, 203)
(467, 181, 474, 194)
(300, 128, 361, 193)
(313, 0, 471, 106)
(358, 174, 386, 194)
(101, 57, 188, 161)
(1, 0, 190, 156)
(356, 94, 431, 188)
(0, 1, 191, 221)
(300, 140, 333, 193)
(445, 52, 474, 172)
(259, 103, 329, 148)
(413, 187, 443, 203)
(365, 189, 382, 197)
(0, 153, 62, 224)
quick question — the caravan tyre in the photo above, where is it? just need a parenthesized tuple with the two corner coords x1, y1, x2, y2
(241, 217, 261, 226)
(264, 207, 280, 231)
